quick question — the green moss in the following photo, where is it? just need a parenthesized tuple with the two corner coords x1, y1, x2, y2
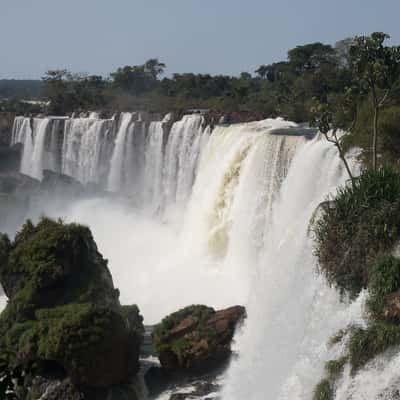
(153, 305, 214, 346)
(0, 217, 143, 385)
(325, 356, 348, 379)
(152, 305, 216, 369)
(314, 167, 400, 296)
(0, 217, 118, 317)
(313, 379, 334, 400)
(171, 337, 192, 366)
(34, 303, 112, 364)
(367, 255, 400, 318)
(348, 322, 400, 372)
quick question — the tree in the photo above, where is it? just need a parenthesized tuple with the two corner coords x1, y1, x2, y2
(350, 32, 400, 169)
(144, 58, 166, 80)
(43, 70, 108, 114)
(311, 95, 357, 184)
(255, 65, 269, 79)
(287, 43, 336, 73)
(334, 38, 354, 68)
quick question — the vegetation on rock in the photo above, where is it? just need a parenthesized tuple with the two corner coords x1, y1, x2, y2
(314, 167, 400, 296)
(313, 166, 400, 397)
(0, 218, 143, 396)
(153, 305, 245, 373)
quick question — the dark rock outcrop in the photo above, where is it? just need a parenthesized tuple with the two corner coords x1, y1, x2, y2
(0, 112, 15, 146)
(40, 169, 84, 197)
(0, 218, 144, 393)
(27, 377, 83, 400)
(0, 144, 22, 173)
(153, 305, 245, 373)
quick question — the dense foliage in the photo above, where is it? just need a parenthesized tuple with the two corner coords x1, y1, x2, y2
(0, 34, 395, 128)
(313, 167, 400, 398)
(314, 167, 400, 296)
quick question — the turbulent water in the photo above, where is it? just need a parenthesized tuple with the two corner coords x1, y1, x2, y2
(6, 113, 398, 399)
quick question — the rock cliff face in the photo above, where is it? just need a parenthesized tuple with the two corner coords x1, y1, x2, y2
(0, 112, 15, 146)
(152, 305, 246, 373)
(0, 218, 144, 396)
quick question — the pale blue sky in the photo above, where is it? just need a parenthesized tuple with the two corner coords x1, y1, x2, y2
(1, 0, 400, 79)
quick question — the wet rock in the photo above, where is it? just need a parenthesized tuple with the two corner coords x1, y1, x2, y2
(153, 305, 245, 373)
(168, 382, 220, 400)
(27, 377, 83, 400)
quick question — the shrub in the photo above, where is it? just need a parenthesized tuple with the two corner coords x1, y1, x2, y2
(314, 167, 400, 296)
(348, 322, 400, 372)
(313, 379, 334, 400)
(325, 356, 348, 379)
(368, 255, 400, 317)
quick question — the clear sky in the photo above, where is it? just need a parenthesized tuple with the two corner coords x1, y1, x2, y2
(1, 0, 400, 79)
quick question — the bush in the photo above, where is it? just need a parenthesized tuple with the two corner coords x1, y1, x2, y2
(368, 255, 400, 317)
(314, 167, 400, 296)
(325, 356, 348, 379)
(313, 379, 334, 400)
(348, 322, 400, 372)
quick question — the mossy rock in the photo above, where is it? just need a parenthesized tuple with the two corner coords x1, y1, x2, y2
(0, 218, 143, 389)
(153, 305, 245, 373)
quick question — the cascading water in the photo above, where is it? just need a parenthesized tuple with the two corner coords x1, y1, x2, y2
(5, 112, 391, 399)
(16, 117, 52, 180)
(143, 121, 165, 212)
(163, 114, 207, 209)
(107, 113, 134, 192)
(221, 137, 362, 400)
(30, 118, 51, 180)
(62, 116, 114, 184)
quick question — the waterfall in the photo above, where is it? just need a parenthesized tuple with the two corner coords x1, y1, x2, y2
(18, 118, 34, 176)
(11, 112, 208, 211)
(30, 118, 51, 180)
(11, 116, 27, 145)
(163, 114, 207, 209)
(5, 111, 398, 399)
(107, 113, 134, 192)
(62, 117, 114, 185)
(221, 136, 362, 400)
(16, 117, 52, 180)
(143, 121, 165, 212)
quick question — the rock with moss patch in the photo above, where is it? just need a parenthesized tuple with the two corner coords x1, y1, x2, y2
(153, 305, 245, 373)
(0, 218, 143, 390)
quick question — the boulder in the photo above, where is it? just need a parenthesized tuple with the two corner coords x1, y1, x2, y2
(153, 305, 245, 373)
(27, 377, 83, 400)
(0, 218, 144, 390)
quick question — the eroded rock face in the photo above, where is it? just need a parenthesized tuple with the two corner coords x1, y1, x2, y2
(0, 218, 144, 391)
(0, 144, 22, 173)
(0, 112, 15, 146)
(153, 305, 246, 373)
